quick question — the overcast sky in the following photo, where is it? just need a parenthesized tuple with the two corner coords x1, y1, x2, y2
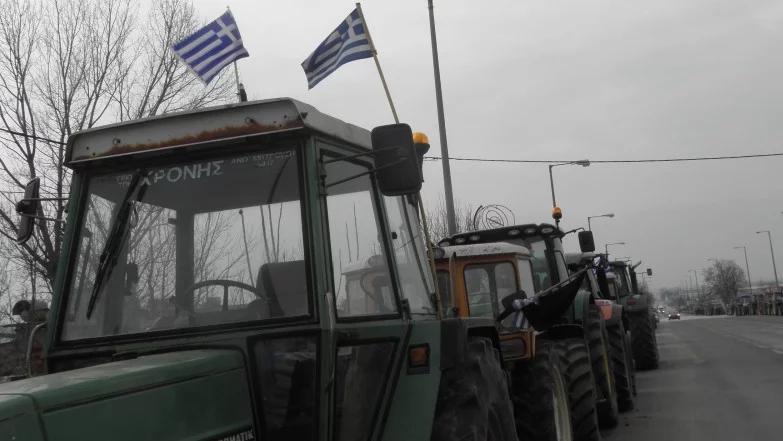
(183, 0, 783, 292)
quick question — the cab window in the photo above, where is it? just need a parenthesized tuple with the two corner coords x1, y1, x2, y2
(463, 262, 518, 318)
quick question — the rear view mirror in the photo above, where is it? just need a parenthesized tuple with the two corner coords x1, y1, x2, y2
(15, 178, 40, 244)
(578, 231, 595, 252)
(370, 123, 423, 196)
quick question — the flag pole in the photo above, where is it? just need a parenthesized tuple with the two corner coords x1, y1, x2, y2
(355, 2, 399, 123)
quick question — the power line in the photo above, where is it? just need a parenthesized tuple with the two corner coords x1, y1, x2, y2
(423, 151, 783, 164)
(0, 128, 66, 145)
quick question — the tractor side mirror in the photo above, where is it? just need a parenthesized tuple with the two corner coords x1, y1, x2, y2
(370, 124, 423, 196)
(578, 231, 595, 253)
(16, 178, 40, 244)
(647, 268, 653, 276)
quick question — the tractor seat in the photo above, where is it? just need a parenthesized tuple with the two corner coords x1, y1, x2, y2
(256, 261, 309, 318)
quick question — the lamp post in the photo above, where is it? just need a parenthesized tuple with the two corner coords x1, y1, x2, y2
(587, 213, 614, 231)
(605, 241, 625, 257)
(427, 0, 457, 235)
(690, 269, 700, 296)
(548, 160, 590, 208)
(734, 246, 753, 297)
(756, 230, 779, 293)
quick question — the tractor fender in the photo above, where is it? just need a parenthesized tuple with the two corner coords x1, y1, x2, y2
(572, 291, 594, 325)
(536, 324, 585, 342)
(594, 299, 623, 326)
(624, 294, 649, 314)
(440, 317, 500, 370)
(606, 303, 624, 326)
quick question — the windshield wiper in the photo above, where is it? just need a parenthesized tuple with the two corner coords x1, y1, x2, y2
(86, 171, 148, 319)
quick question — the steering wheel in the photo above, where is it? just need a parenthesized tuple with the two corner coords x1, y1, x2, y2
(183, 279, 268, 311)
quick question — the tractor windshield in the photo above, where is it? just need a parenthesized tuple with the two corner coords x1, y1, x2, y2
(517, 235, 568, 293)
(612, 265, 632, 298)
(62, 142, 309, 340)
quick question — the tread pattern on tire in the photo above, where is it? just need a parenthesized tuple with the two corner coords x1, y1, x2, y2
(607, 322, 634, 412)
(431, 337, 517, 441)
(556, 337, 601, 441)
(511, 340, 572, 441)
(628, 312, 660, 371)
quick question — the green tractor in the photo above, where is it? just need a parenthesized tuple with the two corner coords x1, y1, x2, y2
(439, 224, 619, 440)
(1, 98, 519, 441)
(566, 252, 637, 412)
(609, 261, 659, 371)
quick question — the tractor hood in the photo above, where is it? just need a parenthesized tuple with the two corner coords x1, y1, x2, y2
(0, 349, 254, 441)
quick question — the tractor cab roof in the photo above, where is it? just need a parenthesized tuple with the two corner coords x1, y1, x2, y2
(435, 242, 532, 260)
(65, 97, 370, 168)
(437, 223, 562, 247)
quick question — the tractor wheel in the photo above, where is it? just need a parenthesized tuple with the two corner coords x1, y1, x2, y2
(628, 312, 660, 371)
(625, 333, 637, 396)
(606, 322, 634, 412)
(585, 308, 618, 429)
(556, 338, 602, 441)
(511, 340, 573, 441)
(431, 337, 517, 441)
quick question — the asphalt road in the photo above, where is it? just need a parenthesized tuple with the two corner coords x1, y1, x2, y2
(604, 314, 783, 441)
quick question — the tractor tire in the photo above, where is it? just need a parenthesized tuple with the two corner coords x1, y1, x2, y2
(628, 312, 660, 371)
(511, 340, 573, 441)
(606, 322, 634, 412)
(585, 308, 618, 429)
(625, 333, 637, 396)
(431, 337, 517, 441)
(556, 338, 602, 441)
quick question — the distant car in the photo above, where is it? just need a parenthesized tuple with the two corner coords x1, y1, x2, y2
(668, 313, 680, 320)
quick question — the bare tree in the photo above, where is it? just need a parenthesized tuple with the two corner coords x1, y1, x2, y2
(0, 0, 234, 310)
(425, 195, 476, 242)
(703, 259, 746, 308)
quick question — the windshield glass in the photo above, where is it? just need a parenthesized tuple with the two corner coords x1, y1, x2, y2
(464, 261, 517, 318)
(63, 144, 308, 340)
(613, 265, 631, 298)
(522, 236, 551, 293)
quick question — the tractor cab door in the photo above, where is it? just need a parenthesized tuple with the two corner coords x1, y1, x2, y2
(318, 138, 435, 441)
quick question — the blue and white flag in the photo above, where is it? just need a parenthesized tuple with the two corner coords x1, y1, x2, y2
(301, 8, 374, 89)
(171, 10, 249, 85)
(511, 297, 538, 329)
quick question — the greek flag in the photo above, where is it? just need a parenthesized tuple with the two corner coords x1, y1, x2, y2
(171, 10, 249, 85)
(511, 297, 538, 329)
(301, 8, 374, 89)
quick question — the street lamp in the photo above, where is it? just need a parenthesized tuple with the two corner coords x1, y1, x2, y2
(756, 230, 780, 292)
(605, 241, 625, 257)
(587, 213, 614, 231)
(548, 160, 590, 209)
(734, 246, 753, 296)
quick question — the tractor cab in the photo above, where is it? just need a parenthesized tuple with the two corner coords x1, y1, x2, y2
(2, 98, 442, 441)
(438, 223, 571, 296)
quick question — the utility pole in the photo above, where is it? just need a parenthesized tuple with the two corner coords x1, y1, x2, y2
(757, 231, 780, 292)
(734, 246, 753, 297)
(427, 0, 456, 235)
